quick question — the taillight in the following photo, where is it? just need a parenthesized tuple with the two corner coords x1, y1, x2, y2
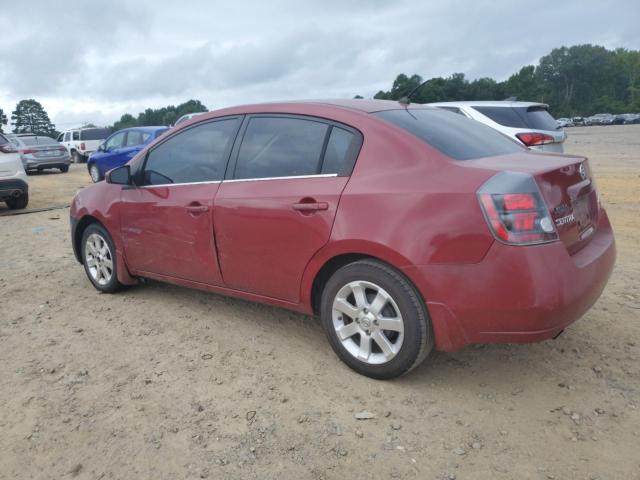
(20, 149, 38, 155)
(0, 144, 18, 153)
(478, 171, 558, 245)
(80, 142, 86, 150)
(516, 132, 555, 147)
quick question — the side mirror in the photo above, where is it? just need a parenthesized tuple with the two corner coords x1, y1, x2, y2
(98, 143, 106, 152)
(106, 165, 131, 185)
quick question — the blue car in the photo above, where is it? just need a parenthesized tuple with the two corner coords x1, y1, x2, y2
(87, 126, 168, 182)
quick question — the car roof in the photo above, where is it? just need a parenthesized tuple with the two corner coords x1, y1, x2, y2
(428, 100, 549, 108)
(118, 126, 168, 133)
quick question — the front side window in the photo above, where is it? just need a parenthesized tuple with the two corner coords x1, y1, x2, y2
(105, 132, 125, 150)
(64, 132, 70, 142)
(142, 118, 240, 186)
(234, 117, 328, 180)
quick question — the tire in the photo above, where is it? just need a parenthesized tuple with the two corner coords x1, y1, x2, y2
(60, 165, 69, 173)
(72, 151, 83, 164)
(6, 193, 28, 210)
(320, 259, 433, 379)
(80, 223, 122, 293)
(88, 163, 101, 182)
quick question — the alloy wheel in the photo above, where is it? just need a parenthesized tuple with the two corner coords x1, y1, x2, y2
(331, 280, 405, 365)
(85, 233, 113, 285)
(90, 165, 100, 182)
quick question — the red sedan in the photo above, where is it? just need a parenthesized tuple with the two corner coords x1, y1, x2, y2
(70, 100, 616, 379)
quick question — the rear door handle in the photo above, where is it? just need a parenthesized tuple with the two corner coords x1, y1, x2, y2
(292, 202, 329, 212)
(185, 204, 209, 214)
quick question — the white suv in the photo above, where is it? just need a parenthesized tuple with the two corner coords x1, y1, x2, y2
(57, 127, 111, 163)
(0, 133, 29, 209)
(428, 101, 566, 152)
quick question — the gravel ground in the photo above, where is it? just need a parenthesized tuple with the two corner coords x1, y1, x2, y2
(0, 126, 638, 479)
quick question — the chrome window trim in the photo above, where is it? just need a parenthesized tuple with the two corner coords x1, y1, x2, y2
(224, 173, 338, 183)
(136, 173, 338, 188)
(139, 180, 222, 189)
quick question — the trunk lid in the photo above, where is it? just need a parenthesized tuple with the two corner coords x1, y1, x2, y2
(464, 152, 600, 254)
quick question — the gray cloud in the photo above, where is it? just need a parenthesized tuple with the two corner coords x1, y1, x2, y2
(0, 0, 638, 127)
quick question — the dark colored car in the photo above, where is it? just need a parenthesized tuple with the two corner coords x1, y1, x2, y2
(87, 126, 168, 182)
(69, 100, 616, 379)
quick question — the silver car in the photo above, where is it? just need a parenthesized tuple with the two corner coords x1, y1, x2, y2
(6, 134, 71, 173)
(428, 101, 566, 153)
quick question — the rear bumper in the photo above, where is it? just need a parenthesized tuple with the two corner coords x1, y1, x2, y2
(0, 178, 28, 200)
(23, 156, 71, 169)
(403, 210, 616, 351)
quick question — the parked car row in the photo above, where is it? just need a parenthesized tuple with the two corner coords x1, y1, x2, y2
(70, 99, 616, 379)
(560, 113, 640, 127)
(57, 128, 111, 163)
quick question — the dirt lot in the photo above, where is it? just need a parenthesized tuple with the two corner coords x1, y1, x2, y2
(0, 126, 638, 479)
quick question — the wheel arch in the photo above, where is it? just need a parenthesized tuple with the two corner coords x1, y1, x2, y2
(72, 214, 102, 263)
(302, 240, 416, 316)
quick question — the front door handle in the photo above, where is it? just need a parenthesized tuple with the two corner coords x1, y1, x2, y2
(292, 201, 329, 212)
(185, 204, 209, 214)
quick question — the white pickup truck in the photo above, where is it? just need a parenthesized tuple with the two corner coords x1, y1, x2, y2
(57, 127, 111, 163)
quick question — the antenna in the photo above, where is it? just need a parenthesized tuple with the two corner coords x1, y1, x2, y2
(398, 79, 429, 105)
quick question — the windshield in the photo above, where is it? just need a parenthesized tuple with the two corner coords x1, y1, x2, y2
(80, 128, 110, 140)
(373, 108, 524, 160)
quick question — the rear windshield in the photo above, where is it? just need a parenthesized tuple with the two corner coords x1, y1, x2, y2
(373, 108, 523, 161)
(473, 105, 558, 131)
(20, 136, 57, 146)
(80, 128, 110, 140)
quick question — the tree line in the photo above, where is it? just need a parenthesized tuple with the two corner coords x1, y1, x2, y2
(0, 99, 208, 137)
(2, 44, 639, 137)
(372, 44, 640, 117)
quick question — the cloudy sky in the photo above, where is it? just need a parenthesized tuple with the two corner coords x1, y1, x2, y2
(1, 0, 638, 129)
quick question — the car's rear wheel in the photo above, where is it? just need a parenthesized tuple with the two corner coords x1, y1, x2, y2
(60, 165, 69, 173)
(89, 164, 101, 182)
(81, 223, 122, 293)
(6, 193, 28, 210)
(320, 259, 433, 379)
(72, 151, 83, 164)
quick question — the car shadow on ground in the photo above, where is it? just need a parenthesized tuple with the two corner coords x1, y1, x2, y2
(129, 278, 576, 390)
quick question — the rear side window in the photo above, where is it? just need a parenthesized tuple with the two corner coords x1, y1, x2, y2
(80, 128, 110, 140)
(0, 134, 7, 146)
(321, 127, 355, 175)
(374, 108, 523, 161)
(234, 117, 328, 179)
(72, 131, 80, 141)
(143, 118, 240, 185)
(474, 106, 558, 131)
(125, 131, 151, 146)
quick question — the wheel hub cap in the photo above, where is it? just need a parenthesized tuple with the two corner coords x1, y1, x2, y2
(332, 280, 405, 365)
(85, 233, 113, 286)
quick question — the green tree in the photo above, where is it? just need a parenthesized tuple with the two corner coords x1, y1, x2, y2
(504, 66, 541, 101)
(0, 108, 7, 133)
(11, 99, 57, 136)
(110, 99, 208, 130)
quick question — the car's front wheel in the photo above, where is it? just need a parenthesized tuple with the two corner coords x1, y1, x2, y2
(81, 223, 122, 293)
(320, 259, 433, 379)
(89, 163, 101, 182)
